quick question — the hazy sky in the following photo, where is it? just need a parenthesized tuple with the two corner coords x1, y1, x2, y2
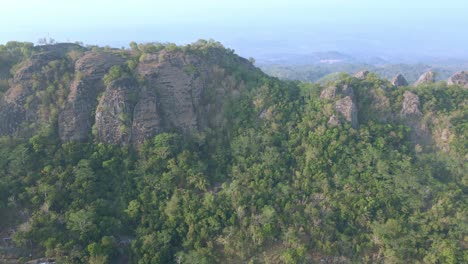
(2, 0, 468, 60)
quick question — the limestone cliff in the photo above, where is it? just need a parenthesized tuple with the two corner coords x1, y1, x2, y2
(0, 42, 258, 145)
(58, 51, 126, 141)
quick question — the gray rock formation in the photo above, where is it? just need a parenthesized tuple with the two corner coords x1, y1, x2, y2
(320, 86, 337, 99)
(320, 84, 353, 100)
(131, 90, 163, 145)
(414, 71, 435, 86)
(391, 74, 408, 87)
(0, 47, 75, 136)
(320, 84, 358, 128)
(400, 91, 422, 118)
(354, 70, 369, 79)
(335, 96, 358, 128)
(59, 52, 126, 141)
(447, 71, 468, 88)
(95, 78, 137, 144)
(0, 43, 261, 145)
(327, 114, 341, 127)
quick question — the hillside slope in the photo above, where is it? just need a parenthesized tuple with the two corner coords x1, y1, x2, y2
(0, 41, 466, 264)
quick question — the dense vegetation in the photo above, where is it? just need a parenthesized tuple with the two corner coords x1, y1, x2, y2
(0, 41, 466, 264)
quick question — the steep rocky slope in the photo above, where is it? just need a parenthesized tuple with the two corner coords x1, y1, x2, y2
(0, 41, 260, 144)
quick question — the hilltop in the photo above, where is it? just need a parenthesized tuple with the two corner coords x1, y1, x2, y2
(0, 41, 466, 264)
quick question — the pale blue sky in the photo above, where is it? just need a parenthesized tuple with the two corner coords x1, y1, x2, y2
(1, 0, 467, 60)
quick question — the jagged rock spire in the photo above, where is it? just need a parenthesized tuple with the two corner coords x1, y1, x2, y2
(414, 71, 435, 86)
(391, 74, 408, 87)
(447, 71, 468, 88)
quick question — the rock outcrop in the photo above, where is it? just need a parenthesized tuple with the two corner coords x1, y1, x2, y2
(414, 71, 435, 86)
(354, 70, 369, 79)
(335, 96, 358, 128)
(391, 74, 408, 87)
(0, 45, 80, 136)
(400, 91, 422, 118)
(447, 71, 468, 88)
(327, 115, 340, 127)
(95, 78, 137, 144)
(320, 84, 358, 128)
(59, 51, 126, 141)
(0, 44, 256, 145)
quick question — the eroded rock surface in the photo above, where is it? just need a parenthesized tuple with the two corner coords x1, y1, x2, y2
(59, 51, 126, 141)
(335, 96, 358, 128)
(400, 91, 422, 118)
(391, 74, 408, 87)
(320, 84, 358, 128)
(95, 78, 137, 144)
(447, 71, 468, 88)
(414, 71, 435, 86)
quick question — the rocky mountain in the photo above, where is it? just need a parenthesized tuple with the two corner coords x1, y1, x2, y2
(0, 41, 259, 145)
(0, 41, 466, 264)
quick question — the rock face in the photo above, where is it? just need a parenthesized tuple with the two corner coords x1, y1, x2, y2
(447, 71, 468, 88)
(320, 84, 358, 128)
(335, 96, 358, 128)
(136, 51, 202, 134)
(95, 78, 137, 144)
(414, 71, 435, 86)
(400, 91, 422, 118)
(0, 43, 258, 145)
(391, 74, 409, 87)
(354, 70, 369, 79)
(0, 45, 80, 136)
(131, 90, 162, 145)
(59, 52, 126, 141)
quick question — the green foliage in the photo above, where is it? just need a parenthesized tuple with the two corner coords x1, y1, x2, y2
(0, 44, 466, 264)
(103, 65, 130, 86)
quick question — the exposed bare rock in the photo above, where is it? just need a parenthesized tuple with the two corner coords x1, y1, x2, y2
(335, 96, 358, 128)
(447, 71, 468, 88)
(354, 70, 369, 79)
(414, 71, 435, 86)
(0, 43, 263, 145)
(138, 54, 200, 133)
(131, 90, 163, 145)
(400, 91, 422, 118)
(320, 84, 358, 128)
(320, 84, 353, 100)
(59, 52, 126, 141)
(327, 114, 341, 127)
(320, 86, 337, 99)
(0, 48, 74, 136)
(391, 74, 408, 87)
(95, 78, 137, 144)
